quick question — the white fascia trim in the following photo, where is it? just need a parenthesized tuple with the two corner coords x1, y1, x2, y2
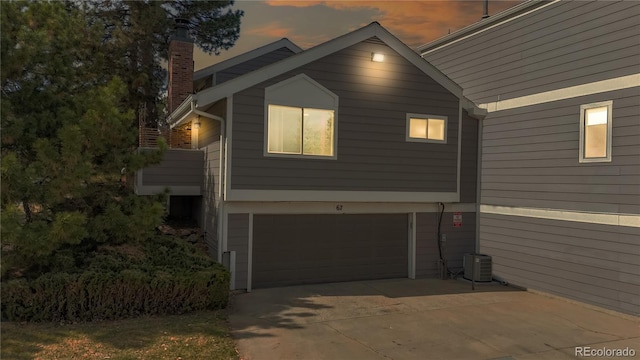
(225, 202, 476, 214)
(480, 205, 640, 228)
(419, 1, 560, 55)
(480, 74, 640, 112)
(193, 23, 463, 110)
(194, 38, 303, 81)
(226, 190, 459, 203)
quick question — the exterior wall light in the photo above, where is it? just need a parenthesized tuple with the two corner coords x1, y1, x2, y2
(371, 52, 385, 62)
(193, 117, 201, 129)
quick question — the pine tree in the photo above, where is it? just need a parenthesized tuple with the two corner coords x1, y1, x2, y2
(86, 0, 244, 126)
(0, 1, 166, 277)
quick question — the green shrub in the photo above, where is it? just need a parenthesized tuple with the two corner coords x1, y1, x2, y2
(1, 236, 230, 322)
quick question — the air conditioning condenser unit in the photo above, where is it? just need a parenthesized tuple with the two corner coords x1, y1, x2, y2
(463, 253, 492, 282)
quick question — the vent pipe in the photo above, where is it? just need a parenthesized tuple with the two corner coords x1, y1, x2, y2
(482, 0, 490, 19)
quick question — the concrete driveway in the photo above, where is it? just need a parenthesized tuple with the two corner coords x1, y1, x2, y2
(229, 278, 639, 360)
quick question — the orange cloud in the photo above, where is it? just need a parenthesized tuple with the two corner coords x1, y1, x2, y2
(244, 22, 294, 39)
(265, 1, 522, 47)
(244, 21, 332, 49)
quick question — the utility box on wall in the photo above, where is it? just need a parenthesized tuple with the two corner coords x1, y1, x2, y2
(463, 253, 492, 282)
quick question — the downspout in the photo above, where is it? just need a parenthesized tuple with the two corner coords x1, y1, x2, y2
(191, 102, 226, 263)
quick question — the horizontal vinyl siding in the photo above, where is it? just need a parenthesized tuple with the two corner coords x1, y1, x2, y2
(480, 87, 640, 214)
(480, 213, 640, 315)
(199, 100, 224, 147)
(422, 1, 640, 103)
(141, 149, 203, 187)
(216, 47, 297, 85)
(202, 141, 220, 259)
(460, 111, 478, 203)
(231, 38, 460, 192)
(416, 212, 476, 278)
(227, 214, 249, 290)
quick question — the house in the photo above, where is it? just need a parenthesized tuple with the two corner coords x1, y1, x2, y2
(419, 0, 640, 315)
(137, 21, 486, 291)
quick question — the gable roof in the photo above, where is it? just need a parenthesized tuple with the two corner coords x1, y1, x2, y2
(418, 0, 557, 55)
(170, 22, 486, 126)
(193, 38, 303, 81)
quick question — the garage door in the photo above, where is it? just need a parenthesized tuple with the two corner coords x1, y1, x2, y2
(253, 214, 408, 288)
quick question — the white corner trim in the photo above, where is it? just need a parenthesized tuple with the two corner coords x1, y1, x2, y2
(226, 190, 459, 203)
(224, 202, 477, 214)
(479, 74, 640, 112)
(247, 213, 254, 292)
(480, 205, 640, 228)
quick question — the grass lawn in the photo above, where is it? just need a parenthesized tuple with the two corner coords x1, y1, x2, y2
(1, 310, 238, 360)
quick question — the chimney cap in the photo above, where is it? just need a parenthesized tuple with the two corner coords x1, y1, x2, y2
(171, 18, 192, 42)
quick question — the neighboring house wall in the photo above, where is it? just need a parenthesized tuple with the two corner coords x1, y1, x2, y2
(231, 37, 461, 192)
(227, 213, 250, 290)
(480, 87, 639, 213)
(216, 47, 298, 85)
(422, 1, 640, 315)
(422, 1, 639, 104)
(478, 87, 640, 315)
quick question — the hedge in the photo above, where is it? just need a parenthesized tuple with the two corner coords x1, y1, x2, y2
(1, 236, 230, 322)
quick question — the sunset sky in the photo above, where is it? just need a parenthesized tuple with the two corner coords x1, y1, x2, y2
(194, 0, 523, 71)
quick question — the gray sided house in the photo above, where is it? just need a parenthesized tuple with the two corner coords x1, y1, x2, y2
(420, 0, 640, 315)
(137, 22, 485, 291)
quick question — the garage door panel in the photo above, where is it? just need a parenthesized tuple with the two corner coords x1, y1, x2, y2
(253, 214, 408, 288)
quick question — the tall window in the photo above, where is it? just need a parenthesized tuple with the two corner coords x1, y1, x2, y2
(267, 105, 334, 157)
(406, 114, 447, 143)
(580, 101, 612, 163)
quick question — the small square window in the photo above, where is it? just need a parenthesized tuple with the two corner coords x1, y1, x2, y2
(406, 114, 447, 143)
(580, 101, 612, 163)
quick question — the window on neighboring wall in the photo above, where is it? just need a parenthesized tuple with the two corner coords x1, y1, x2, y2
(267, 105, 335, 157)
(406, 114, 447, 143)
(580, 101, 612, 163)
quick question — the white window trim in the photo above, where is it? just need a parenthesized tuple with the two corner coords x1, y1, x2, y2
(579, 100, 613, 163)
(263, 74, 339, 160)
(405, 113, 448, 143)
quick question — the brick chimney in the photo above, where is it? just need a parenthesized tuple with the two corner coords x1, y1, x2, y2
(168, 18, 194, 114)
